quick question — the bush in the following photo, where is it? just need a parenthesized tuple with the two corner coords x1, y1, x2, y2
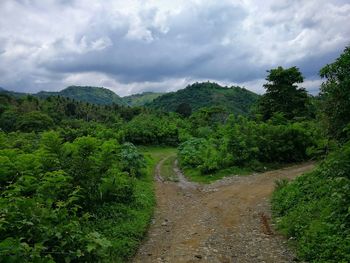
(124, 114, 180, 145)
(0, 131, 148, 262)
(178, 138, 207, 167)
(271, 142, 350, 262)
(178, 138, 222, 174)
(256, 122, 313, 163)
(178, 117, 325, 176)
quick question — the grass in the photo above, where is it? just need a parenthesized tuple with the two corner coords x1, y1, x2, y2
(183, 166, 254, 183)
(182, 162, 303, 184)
(139, 146, 177, 163)
(160, 154, 178, 182)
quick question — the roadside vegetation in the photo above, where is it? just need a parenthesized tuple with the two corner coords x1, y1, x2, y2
(271, 46, 350, 262)
(0, 130, 156, 262)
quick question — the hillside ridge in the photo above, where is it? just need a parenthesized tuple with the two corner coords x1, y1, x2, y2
(0, 82, 259, 112)
(122, 91, 164, 106)
(146, 82, 259, 115)
(35, 86, 126, 105)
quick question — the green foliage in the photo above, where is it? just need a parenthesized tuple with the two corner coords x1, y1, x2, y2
(272, 142, 350, 262)
(177, 112, 329, 183)
(0, 129, 153, 262)
(0, 110, 55, 133)
(320, 46, 350, 140)
(37, 86, 126, 105)
(190, 106, 229, 132)
(118, 142, 146, 177)
(124, 113, 181, 145)
(178, 138, 222, 174)
(179, 115, 324, 176)
(178, 138, 207, 167)
(122, 92, 164, 106)
(258, 66, 310, 120)
(99, 169, 135, 203)
(235, 118, 323, 164)
(0, 93, 142, 133)
(147, 82, 259, 115)
(0, 155, 16, 185)
(175, 103, 192, 118)
(0, 110, 19, 131)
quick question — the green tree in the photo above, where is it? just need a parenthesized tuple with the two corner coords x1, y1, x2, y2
(258, 66, 309, 120)
(0, 110, 19, 132)
(320, 46, 350, 140)
(117, 142, 146, 177)
(175, 103, 192, 117)
(16, 111, 54, 132)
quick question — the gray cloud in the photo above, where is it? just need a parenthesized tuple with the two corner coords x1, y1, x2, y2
(0, 0, 349, 96)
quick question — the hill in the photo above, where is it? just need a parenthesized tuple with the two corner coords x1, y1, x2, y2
(36, 86, 126, 105)
(1, 83, 259, 112)
(122, 92, 164, 106)
(0, 86, 126, 105)
(146, 82, 259, 115)
(0, 87, 27, 97)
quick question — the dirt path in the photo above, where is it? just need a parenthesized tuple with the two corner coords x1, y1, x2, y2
(133, 157, 315, 263)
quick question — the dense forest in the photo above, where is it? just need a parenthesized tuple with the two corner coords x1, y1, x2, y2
(146, 82, 259, 116)
(36, 86, 126, 106)
(0, 84, 258, 113)
(0, 46, 349, 262)
(1, 86, 127, 106)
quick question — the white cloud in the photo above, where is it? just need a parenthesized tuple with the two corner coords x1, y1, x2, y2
(0, 0, 349, 95)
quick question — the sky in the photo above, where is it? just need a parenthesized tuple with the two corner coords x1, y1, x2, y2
(0, 0, 349, 96)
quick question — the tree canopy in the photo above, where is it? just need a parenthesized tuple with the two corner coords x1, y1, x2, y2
(320, 46, 350, 140)
(258, 66, 309, 120)
(147, 82, 259, 115)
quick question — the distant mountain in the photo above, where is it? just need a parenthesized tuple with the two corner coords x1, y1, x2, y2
(36, 86, 126, 105)
(0, 87, 27, 97)
(122, 92, 164, 106)
(146, 82, 259, 115)
(1, 86, 126, 105)
(1, 83, 259, 113)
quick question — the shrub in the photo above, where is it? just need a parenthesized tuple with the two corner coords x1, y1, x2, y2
(272, 142, 350, 262)
(0, 131, 147, 262)
(124, 114, 179, 145)
(178, 138, 207, 167)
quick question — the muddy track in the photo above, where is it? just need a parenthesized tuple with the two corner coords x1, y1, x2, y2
(133, 157, 315, 263)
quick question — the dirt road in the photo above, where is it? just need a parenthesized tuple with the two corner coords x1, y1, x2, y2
(133, 157, 315, 263)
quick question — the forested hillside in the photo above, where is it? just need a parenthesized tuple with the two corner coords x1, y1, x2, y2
(36, 86, 126, 105)
(0, 47, 349, 262)
(0, 86, 126, 106)
(122, 92, 164, 106)
(0, 87, 27, 98)
(147, 82, 259, 115)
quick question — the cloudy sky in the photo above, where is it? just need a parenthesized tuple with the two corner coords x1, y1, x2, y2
(0, 0, 349, 96)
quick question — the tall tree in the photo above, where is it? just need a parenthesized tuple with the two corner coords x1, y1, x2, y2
(258, 66, 309, 120)
(320, 46, 350, 140)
